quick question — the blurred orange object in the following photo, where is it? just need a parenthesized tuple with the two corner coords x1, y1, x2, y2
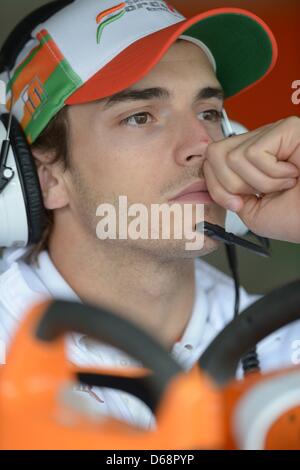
(0, 300, 224, 450)
(0, 298, 299, 450)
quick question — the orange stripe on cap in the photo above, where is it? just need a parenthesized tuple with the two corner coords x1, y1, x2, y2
(10, 29, 64, 105)
(96, 2, 126, 24)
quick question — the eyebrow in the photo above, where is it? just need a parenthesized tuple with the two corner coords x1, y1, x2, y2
(103, 86, 224, 109)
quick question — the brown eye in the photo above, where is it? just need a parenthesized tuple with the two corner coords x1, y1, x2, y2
(198, 110, 222, 123)
(123, 112, 153, 126)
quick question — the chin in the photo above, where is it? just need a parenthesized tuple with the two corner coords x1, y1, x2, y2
(163, 236, 222, 260)
(203, 204, 226, 227)
(182, 236, 221, 259)
(201, 236, 222, 256)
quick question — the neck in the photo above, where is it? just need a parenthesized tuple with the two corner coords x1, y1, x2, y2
(47, 219, 196, 350)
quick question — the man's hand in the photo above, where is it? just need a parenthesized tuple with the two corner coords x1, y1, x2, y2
(203, 116, 300, 243)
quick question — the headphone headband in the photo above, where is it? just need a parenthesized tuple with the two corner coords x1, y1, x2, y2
(0, 0, 74, 73)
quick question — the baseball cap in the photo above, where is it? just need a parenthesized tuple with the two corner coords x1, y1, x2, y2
(0, 0, 278, 144)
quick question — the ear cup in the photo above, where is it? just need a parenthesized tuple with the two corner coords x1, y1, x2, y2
(0, 114, 46, 244)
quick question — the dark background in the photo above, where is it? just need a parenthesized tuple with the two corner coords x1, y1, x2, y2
(0, 0, 299, 294)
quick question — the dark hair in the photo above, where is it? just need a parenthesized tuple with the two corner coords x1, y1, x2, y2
(25, 106, 70, 264)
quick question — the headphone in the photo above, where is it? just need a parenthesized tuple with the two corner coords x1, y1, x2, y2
(0, 0, 253, 249)
(0, 1, 75, 248)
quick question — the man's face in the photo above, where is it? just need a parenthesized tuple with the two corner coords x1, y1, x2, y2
(64, 40, 226, 259)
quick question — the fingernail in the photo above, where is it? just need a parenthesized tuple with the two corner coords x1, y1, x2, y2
(227, 199, 241, 212)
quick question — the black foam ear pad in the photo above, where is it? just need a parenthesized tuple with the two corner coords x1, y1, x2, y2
(1, 114, 46, 244)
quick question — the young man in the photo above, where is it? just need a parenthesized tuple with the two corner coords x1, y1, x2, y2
(0, 0, 299, 429)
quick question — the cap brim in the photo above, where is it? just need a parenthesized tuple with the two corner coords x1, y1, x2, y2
(66, 7, 278, 105)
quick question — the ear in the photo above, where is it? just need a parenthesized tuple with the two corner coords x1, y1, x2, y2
(32, 148, 70, 210)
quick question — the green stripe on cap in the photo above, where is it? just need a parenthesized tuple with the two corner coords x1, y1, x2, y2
(25, 59, 82, 143)
(97, 10, 126, 44)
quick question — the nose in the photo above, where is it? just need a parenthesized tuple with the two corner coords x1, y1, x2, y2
(173, 115, 214, 168)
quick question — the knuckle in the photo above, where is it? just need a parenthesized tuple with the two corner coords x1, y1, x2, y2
(227, 150, 240, 167)
(245, 145, 259, 161)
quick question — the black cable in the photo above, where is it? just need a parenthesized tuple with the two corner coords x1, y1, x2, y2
(225, 244, 240, 319)
(219, 116, 267, 376)
(199, 222, 269, 376)
(225, 244, 260, 376)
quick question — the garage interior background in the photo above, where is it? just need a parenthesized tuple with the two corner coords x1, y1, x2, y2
(0, 0, 299, 294)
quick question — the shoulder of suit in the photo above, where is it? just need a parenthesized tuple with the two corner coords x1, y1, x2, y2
(0, 259, 50, 343)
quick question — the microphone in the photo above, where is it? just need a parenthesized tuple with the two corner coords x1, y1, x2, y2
(196, 221, 270, 258)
